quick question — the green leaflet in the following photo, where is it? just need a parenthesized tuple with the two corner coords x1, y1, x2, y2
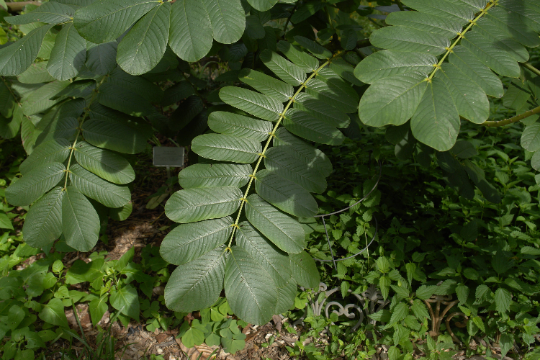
(531, 151, 540, 171)
(236, 222, 292, 286)
(449, 47, 504, 98)
(73, 141, 135, 184)
(69, 164, 131, 208)
(246, 0, 278, 11)
(47, 23, 87, 81)
(273, 128, 333, 177)
(74, 0, 160, 44)
(359, 73, 427, 127)
(521, 123, 540, 152)
(110, 284, 140, 322)
(224, 246, 278, 325)
(82, 104, 151, 154)
(6, 162, 65, 206)
(244, 194, 305, 254)
(117, 3, 171, 75)
(21, 80, 70, 116)
(293, 36, 332, 60)
(202, 0, 245, 44)
(483, 7, 540, 48)
(22, 187, 64, 249)
(385, 11, 462, 38)
(160, 217, 233, 265)
(436, 63, 489, 124)
(0, 25, 54, 76)
(179, 164, 252, 189)
(370, 26, 450, 56)
(283, 109, 344, 145)
(402, 0, 475, 22)
(304, 78, 359, 114)
(165, 187, 243, 223)
(293, 93, 350, 128)
(109, 202, 133, 221)
(238, 68, 294, 103)
(289, 251, 320, 289)
(255, 169, 318, 217)
(19, 138, 71, 175)
(5, 2, 74, 25)
(169, 0, 213, 62)
(86, 41, 118, 76)
(220, 86, 283, 122)
(354, 51, 436, 84)
(274, 274, 297, 314)
(39, 298, 68, 328)
(208, 111, 273, 142)
(410, 77, 460, 152)
(192, 133, 261, 164)
(264, 146, 327, 194)
(260, 50, 306, 86)
(165, 247, 228, 312)
(0, 113, 21, 140)
(277, 41, 319, 73)
(62, 186, 100, 252)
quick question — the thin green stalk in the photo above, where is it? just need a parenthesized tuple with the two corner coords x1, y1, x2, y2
(522, 62, 540, 77)
(62, 75, 109, 190)
(427, 0, 497, 81)
(483, 105, 540, 127)
(226, 52, 344, 249)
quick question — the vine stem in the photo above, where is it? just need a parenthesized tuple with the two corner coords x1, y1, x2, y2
(62, 75, 109, 190)
(427, 0, 497, 81)
(483, 105, 540, 127)
(226, 51, 344, 249)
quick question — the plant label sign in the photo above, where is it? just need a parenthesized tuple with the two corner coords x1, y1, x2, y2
(153, 147, 185, 167)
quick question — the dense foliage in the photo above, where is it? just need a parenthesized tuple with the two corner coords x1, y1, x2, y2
(1, 0, 540, 358)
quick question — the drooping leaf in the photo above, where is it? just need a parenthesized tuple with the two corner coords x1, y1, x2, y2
(236, 222, 292, 286)
(283, 108, 344, 145)
(244, 194, 305, 254)
(39, 298, 68, 328)
(165, 187, 242, 223)
(293, 93, 350, 128)
(0, 25, 54, 76)
(264, 146, 327, 193)
(208, 111, 273, 142)
(289, 251, 320, 289)
(69, 164, 131, 208)
(165, 247, 228, 312)
(46, 23, 86, 81)
(73, 141, 135, 184)
(6, 162, 65, 206)
(21, 80, 70, 116)
(410, 77, 460, 151)
(358, 73, 428, 127)
(82, 104, 151, 154)
(117, 3, 171, 75)
(22, 187, 64, 249)
(110, 284, 140, 321)
(260, 49, 306, 86)
(202, 0, 245, 44)
(20, 138, 71, 175)
(220, 86, 283, 122)
(179, 164, 252, 189)
(62, 186, 100, 252)
(238, 68, 294, 103)
(74, 0, 160, 44)
(86, 41, 118, 76)
(169, 0, 213, 62)
(277, 40, 319, 73)
(160, 217, 233, 265)
(224, 246, 277, 325)
(192, 133, 262, 164)
(5, 2, 74, 25)
(255, 169, 318, 217)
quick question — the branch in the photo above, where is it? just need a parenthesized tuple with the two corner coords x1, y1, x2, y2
(483, 105, 540, 127)
(5, 1, 41, 12)
(395, 0, 405, 11)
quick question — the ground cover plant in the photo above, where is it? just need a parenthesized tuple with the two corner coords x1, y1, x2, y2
(0, 0, 540, 358)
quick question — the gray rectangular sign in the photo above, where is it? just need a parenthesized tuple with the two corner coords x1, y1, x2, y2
(153, 147, 185, 167)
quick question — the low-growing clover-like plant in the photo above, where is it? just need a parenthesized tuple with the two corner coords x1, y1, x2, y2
(160, 40, 359, 325)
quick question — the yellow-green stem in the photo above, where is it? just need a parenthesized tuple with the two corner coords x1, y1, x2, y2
(62, 75, 109, 190)
(226, 52, 344, 249)
(427, 0, 498, 81)
(483, 105, 540, 127)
